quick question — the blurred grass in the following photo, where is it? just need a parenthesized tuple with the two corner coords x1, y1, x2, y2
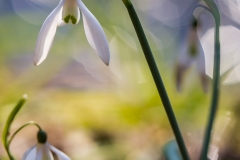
(0, 1, 240, 159)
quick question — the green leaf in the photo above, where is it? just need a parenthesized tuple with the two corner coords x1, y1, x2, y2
(2, 94, 28, 148)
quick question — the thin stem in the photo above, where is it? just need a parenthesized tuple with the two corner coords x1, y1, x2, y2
(5, 147, 14, 160)
(5, 121, 41, 160)
(122, 1, 190, 160)
(8, 121, 42, 145)
(2, 95, 28, 160)
(200, 0, 221, 160)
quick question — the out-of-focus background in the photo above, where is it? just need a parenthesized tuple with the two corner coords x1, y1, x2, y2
(1, 0, 240, 159)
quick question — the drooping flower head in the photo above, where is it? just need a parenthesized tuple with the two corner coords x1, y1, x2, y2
(176, 15, 208, 92)
(34, 0, 110, 66)
(22, 130, 71, 160)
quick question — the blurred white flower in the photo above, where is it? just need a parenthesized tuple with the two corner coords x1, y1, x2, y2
(22, 130, 70, 160)
(176, 17, 208, 92)
(134, 0, 209, 90)
(34, 0, 110, 66)
(199, 0, 240, 84)
(22, 143, 70, 160)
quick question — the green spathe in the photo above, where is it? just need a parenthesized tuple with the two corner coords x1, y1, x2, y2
(2, 95, 28, 160)
(37, 130, 48, 144)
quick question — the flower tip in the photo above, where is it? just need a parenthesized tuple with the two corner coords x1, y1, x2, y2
(34, 60, 41, 66)
(200, 73, 209, 93)
(104, 60, 109, 66)
(176, 65, 184, 92)
(22, 94, 28, 100)
(99, 53, 110, 66)
(122, 0, 132, 6)
(176, 82, 182, 92)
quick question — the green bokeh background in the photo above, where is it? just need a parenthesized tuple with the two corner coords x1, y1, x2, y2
(0, 0, 240, 159)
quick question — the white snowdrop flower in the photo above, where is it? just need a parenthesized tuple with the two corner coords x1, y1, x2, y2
(176, 17, 208, 92)
(200, 0, 240, 84)
(22, 130, 70, 160)
(34, 0, 110, 66)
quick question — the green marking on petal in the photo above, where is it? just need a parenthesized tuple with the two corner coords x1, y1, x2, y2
(71, 16, 77, 24)
(189, 45, 197, 57)
(64, 15, 71, 23)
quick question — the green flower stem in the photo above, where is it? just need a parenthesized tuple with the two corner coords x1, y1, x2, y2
(8, 121, 42, 145)
(200, 1, 221, 160)
(122, 1, 190, 160)
(2, 95, 28, 160)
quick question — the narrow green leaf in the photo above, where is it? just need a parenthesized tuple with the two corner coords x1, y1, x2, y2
(122, 0, 132, 6)
(2, 94, 28, 148)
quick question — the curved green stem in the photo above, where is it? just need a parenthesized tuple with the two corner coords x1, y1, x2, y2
(2, 95, 28, 160)
(122, 1, 190, 160)
(8, 121, 42, 146)
(200, 1, 221, 160)
(5, 121, 41, 160)
(196, 4, 212, 14)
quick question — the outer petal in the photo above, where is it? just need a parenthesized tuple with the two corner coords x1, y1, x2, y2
(197, 41, 208, 92)
(22, 144, 54, 160)
(201, 25, 240, 81)
(22, 145, 37, 160)
(35, 144, 53, 160)
(48, 143, 71, 160)
(34, 0, 66, 66)
(76, 0, 110, 65)
(176, 25, 194, 91)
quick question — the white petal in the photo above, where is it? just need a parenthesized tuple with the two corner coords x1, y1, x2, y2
(22, 144, 54, 160)
(58, 7, 66, 26)
(77, 0, 110, 65)
(177, 39, 194, 68)
(36, 144, 53, 160)
(217, 0, 240, 25)
(178, 22, 196, 68)
(48, 143, 71, 160)
(22, 145, 37, 160)
(175, 27, 192, 91)
(223, 63, 240, 84)
(197, 41, 208, 92)
(34, 0, 66, 66)
(175, 64, 184, 92)
(200, 25, 240, 78)
(197, 42, 206, 75)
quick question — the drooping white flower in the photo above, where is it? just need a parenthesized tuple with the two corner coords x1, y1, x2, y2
(176, 17, 208, 92)
(22, 130, 70, 160)
(22, 143, 70, 160)
(34, 0, 110, 66)
(200, 0, 240, 84)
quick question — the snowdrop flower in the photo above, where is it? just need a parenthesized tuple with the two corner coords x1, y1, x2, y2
(200, 0, 240, 84)
(135, 0, 209, 90)
(22, 130, 70, 160)
(176, 17, 208, 92)
(34, 0, 110, 66)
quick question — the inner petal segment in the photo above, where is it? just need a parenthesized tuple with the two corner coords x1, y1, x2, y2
(62, 0, 80, 24)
